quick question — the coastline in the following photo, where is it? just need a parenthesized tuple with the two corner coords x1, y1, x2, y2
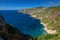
(40, 18, 56, 34)
(32, 16, 57, 34)
(18, 11, 57, 34)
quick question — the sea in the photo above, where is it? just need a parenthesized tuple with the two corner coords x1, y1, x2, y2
(0, 10, 47, 37)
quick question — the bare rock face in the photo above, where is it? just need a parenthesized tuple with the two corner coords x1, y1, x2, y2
(0, 15, 32, 40)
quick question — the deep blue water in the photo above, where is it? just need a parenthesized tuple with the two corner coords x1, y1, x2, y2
(0, 10, 46, 37)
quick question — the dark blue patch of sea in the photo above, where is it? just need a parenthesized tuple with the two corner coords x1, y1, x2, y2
(0, 10, 47, 37)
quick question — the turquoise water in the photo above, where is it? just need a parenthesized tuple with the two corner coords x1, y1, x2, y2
(0, 10, 47, 37)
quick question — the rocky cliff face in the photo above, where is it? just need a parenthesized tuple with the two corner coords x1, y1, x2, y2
(0, 15, 32, 40)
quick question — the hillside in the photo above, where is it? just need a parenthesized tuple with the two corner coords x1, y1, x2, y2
(19, 6, 60, 40)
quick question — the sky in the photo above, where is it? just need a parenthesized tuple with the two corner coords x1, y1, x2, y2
(0, 0, 60, 10)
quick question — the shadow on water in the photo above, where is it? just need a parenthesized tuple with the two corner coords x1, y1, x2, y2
(0, 10, 47, 37)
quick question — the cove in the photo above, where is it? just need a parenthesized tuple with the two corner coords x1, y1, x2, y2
(0, 10, 47, 37)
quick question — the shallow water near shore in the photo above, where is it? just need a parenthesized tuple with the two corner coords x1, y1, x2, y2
(0, 10, 47, 37)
